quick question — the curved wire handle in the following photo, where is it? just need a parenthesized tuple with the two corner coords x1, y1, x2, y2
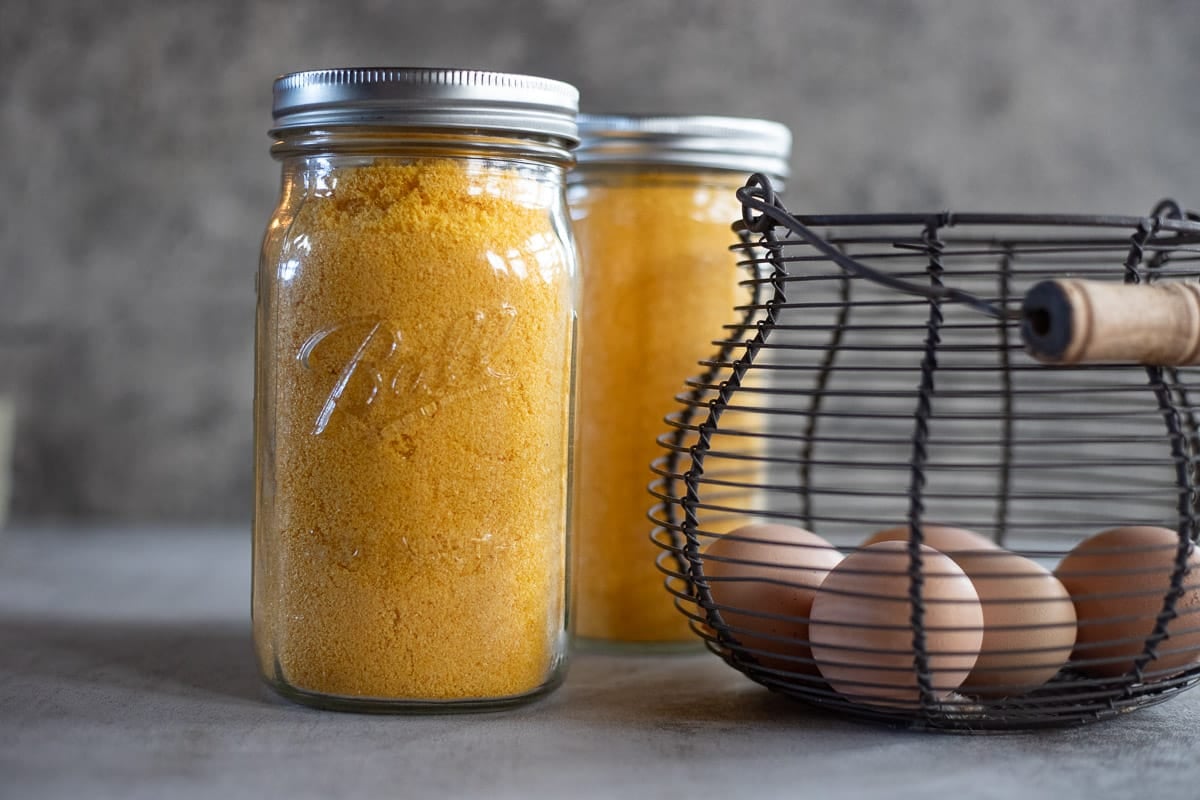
(735, 173, 1198, 322)
(737, 174, 1011, 319)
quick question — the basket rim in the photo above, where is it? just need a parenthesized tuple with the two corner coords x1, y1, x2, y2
(766, 210, 1200, 236)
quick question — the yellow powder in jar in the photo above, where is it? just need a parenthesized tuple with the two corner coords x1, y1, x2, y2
(260, 158, 573, 700)
(572, 172, 762, 644)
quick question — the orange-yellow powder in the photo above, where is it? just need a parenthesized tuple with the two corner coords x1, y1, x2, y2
(255, 158, 574, 701)
(571, 170, 762, 645)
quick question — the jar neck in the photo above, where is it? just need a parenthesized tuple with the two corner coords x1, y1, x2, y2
(566, 164, 773, 191)
(271, 126, 576, 167)
(273, 147, 569, 221)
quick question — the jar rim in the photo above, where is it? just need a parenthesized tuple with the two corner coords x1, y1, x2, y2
(270, 67, 580, 146)
(574, 114, 792, 180)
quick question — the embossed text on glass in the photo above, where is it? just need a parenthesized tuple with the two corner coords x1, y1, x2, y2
(298, 307, 518, 435)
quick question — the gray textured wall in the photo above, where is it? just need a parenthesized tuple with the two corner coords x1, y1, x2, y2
(3, 0, 1199, 522)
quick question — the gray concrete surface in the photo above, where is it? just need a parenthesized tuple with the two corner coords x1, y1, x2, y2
(2, 525, 1199, 799)
(3, 1, 1200, 523)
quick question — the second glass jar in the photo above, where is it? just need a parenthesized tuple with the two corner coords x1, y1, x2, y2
(568, 115, 793, 650)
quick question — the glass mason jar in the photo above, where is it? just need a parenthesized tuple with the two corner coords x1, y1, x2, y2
(254, 68, 580, 711)
(568, 115, 792, 651)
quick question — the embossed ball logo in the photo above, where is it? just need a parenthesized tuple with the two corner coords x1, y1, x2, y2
(297, 307, 518, 435)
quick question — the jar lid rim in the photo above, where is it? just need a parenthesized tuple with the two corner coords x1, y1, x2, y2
(271, 67, 580, 144)
(575, 113, 792, 179)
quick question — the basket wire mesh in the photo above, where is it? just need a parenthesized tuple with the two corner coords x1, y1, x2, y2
(649, 173, 1200, 731)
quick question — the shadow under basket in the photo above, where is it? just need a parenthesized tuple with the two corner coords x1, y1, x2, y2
(649, 174, 1200, 732)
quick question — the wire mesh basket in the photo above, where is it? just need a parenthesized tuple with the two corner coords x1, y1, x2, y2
(649, 173, 1200, 731)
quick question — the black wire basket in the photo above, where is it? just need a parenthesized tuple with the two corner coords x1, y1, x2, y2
(649, 174, 1200, 731)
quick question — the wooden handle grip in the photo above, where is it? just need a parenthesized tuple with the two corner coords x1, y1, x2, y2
(1021, 279, 1200, 366)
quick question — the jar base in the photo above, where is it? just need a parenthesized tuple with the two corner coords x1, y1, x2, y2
(263, 660, 567, 714)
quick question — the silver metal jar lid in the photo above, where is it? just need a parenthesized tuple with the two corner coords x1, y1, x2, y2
(575, 114, 792, 180)
(271, 67, 580, 144)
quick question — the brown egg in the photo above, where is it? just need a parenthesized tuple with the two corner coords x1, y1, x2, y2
(954, 550, 1076, 694)
(1055, 526, 1200, 679)
(862, 524, 999, 554)
(701, 523, 843, 674)
(809, 541, 983, 707)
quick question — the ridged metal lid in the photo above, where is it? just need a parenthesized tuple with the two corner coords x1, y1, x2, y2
(576, 114, 792, 179)
(271, 68, 579, 143)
